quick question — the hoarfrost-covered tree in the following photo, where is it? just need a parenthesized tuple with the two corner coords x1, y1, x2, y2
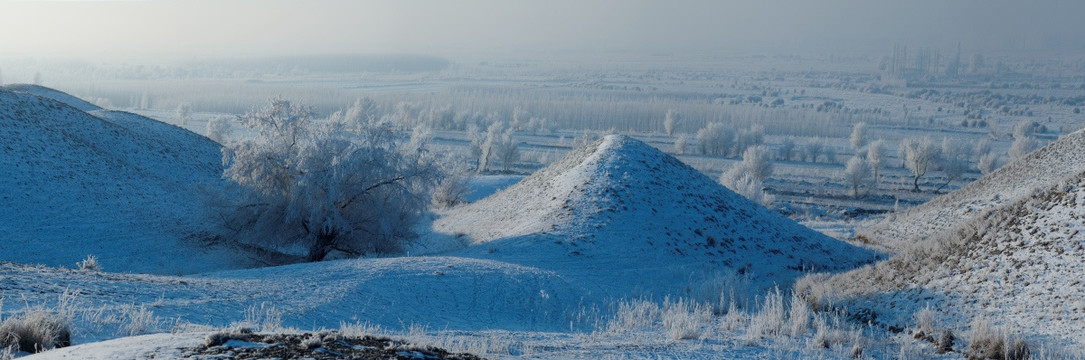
(492, 127, 520, 172)
(211, 98, 442, 262)
(477, 121, 519, 173)
(822, 145, 837, 165)
(696, 123, 734, 156)
(741, 145, 774, 181)
(467, 123, 486, 171)
(431, 159, 472, 208)
(843, 156, 871, 198)
(1008, 126, 1039, 160)
(664, 109, 680, 135)
(937, 138, 969, 191)
(778, 136, 796, 161)
(977, 152, 1001, 175)
(674, 134, 689, 154)
(477, 122, 502, 173)
(176, 102, 192, 127)
(804, 140, 824, 163)
(719, 166, 775, 207)
(719, 147, 775, 206)
(734, 124, 765, 156)
(902, 137, 941, 192)
(205, 116, 233, 145)
(849, 122, 868, 150)
(866, 139, 886, 186)
(973, 139, 992, 160)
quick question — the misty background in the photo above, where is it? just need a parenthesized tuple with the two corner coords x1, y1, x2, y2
(1, 0, 1083, 60)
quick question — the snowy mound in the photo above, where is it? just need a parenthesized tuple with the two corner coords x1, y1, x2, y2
(815, 171, 1085, 346)
(4, 84, 101, 112)
(0, 87, 248, 274)
(863, 128, 1085, 251)
(437, 135, 877, 296)
(1, 256, 582, 339)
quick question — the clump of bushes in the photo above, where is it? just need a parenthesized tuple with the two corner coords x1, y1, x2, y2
(0, 310, 71, 353)
(967, 318, 1029, 360)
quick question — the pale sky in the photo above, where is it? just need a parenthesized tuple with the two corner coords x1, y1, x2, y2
(1, 0, 1083, 59)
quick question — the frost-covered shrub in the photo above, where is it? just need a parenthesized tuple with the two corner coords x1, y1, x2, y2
(913, 305, 936, 337)
(121, 306, 160, 336)
(740, 145, 774, 181)
(746, 288, 785, 341)
(660, 298, 711, 340)
(234, 303, 283, 333)
(674, 134, 689, 155)
(77, 254, 100, 271)
(788, 291, 811, 337)
(0, 310, 71, 353)
(719, 165, 775, 207)
(606, 299, 660, 333)
(978, 152, 1001, 175)
(211, 98, 443, 261)
(205, 116, 233, 145)
(696, 122, 734, 156)
(431, 161, 472, 208)
(967, 318, 1029, 360)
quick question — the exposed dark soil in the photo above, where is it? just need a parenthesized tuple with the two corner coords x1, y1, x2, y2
(186, 330, 484, 360)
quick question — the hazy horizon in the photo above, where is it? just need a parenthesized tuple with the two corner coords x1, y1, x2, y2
(2, 0, 1084, 62)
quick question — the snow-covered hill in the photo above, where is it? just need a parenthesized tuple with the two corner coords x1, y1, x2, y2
(861, 128, 1085, 251)
(436, 135, 878, 298)
(0, 86, 250, 274)
(4, 84, 102, 112)
(809, 171, 1085, 347)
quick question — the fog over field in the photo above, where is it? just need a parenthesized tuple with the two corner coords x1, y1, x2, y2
(2, 0, 1085, 59)
(2, 1, 1085, 359)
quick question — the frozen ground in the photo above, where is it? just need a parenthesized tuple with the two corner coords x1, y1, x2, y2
(4, 48, 1085, 358)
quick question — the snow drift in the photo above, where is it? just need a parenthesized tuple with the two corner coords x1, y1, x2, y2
(0, 86, 249, 274)
(437, 135, 877, 297)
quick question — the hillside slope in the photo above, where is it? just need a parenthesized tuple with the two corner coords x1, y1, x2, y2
(0, 86, 249, 274)
(4, 84, 102, 112)
(862, 128, 1085, 251)
(436, 135, 878, 298)
(810, 170, 1085, 346)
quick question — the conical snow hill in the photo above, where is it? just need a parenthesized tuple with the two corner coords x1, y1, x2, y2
(437, 135, 877, 297)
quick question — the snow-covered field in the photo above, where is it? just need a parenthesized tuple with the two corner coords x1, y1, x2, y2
(3, 50, 1085, 359)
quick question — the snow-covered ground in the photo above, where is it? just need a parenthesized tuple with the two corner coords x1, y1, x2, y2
(5, 51, 1085, 359)
(0, 90, 887, 358)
